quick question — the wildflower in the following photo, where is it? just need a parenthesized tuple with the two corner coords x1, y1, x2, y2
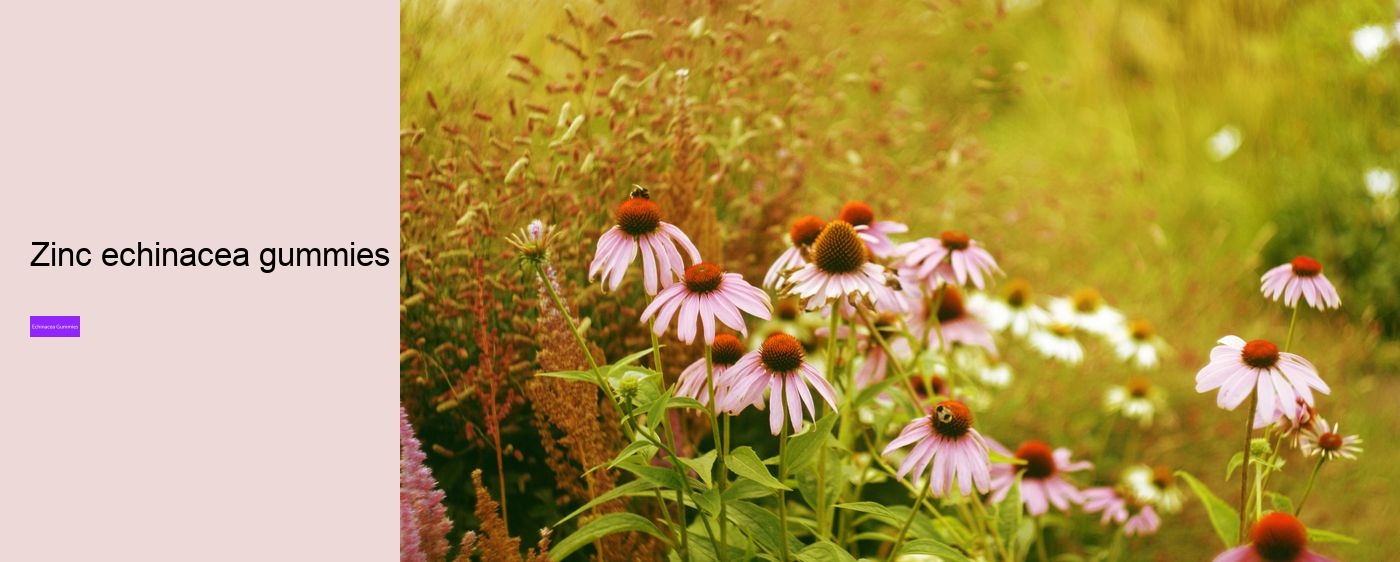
(1123, 465, 1185, 514)
(1207, 125, 1242, 161)
(1104, 377, 1166, 427)
(720, 332, 838, 434)
(881, 400, 992, 496)
(854, 313, 914, 389)
(641, 262, 772, 344)
(1260, 256, 1341, 310)
(764, 215, 825, 290)
(1082, 487, 1162, 536)
(903, 230, 1003, 290)
(1027, 322, 1084, 365)
(1194, 336, 1330, 421)
(787, 221, 888, 310)
(1109, 319, 1168, 369)
(505, 219, 557, 265)
(987, 439, 1092, 516)
(1048, 288, 1123, 336)
(589, 189, 702, 295)
(970, 278, 1048, 337)
(1213, 512, 1336, 562)
(1365, 167, 1397, 199)
(1299, 418, 1363, 461)
(402, 407, 452, 562)
(676, 334, 746, 406)
(909, 285, 998, 357)
(1351, 24, 1392, 63)
(1256, 398, 1318, 446)
(838, 200, 908, 258)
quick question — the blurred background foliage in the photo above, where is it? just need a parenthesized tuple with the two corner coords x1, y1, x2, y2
(401, 0, 1399, 559)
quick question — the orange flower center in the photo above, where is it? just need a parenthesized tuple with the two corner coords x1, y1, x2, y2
(1127, 376, 1153, 398)
(1318, 432, 1343, 451)
(759, 332, 805, 373)
(931, 400, 974, 438)
(838, 200, 875, 227)
(940, 230, 970, 250)
(1129, 319, 1153, 340)
(810, 221, 867, 274)
(935, 286, 966, 323)
(1250, 512, 1307, 562)
(1150, 466, 1174, 490)
(789, 215, 826, 246)
(1015, 440, 1056, 479)
(1241, 339, 1280, 369)
(775, 297, 801, 321)
(1072, 288, 1102, 313)
(1290, 256, 1322, 277)
(683, 263, 724, 293)
(711, 334, 747, 366)
(615, 197, 662, 236)
(1004, 278, 1032, 307)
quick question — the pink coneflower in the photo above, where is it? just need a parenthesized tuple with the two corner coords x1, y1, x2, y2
(1195, 336, 1330, 421)
(589, 190, 702, 295)
(1081, 487, 1161, 536)
(903, 230, 1003, 290)
(854, 314, 913, 389)
(1260, 256, 1341, 310)
(987, 439, 1092, 516)
(719, 333, 838, 434)
(641, 262, 772, 345)
(787, 221, 888, 310)
(764, 215, 825, 290)
(1253, 397, 1317, 445)
(1213, 512, 1335, 562)
(839, 200, 908, 258)
(676, 334, 747, 406)
(1299, 418, 1363, 461)
(881, 400, 992, 497)
(908, 285, 998, 357)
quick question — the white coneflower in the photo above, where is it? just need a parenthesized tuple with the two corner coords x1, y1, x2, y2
(1104, 377, 1166, 427)
(1299, 418, 1363, 461)
(1109, 319, 1168, 369)
(1048, 288, 1123, 337)
(1123, 465, 1185, 514)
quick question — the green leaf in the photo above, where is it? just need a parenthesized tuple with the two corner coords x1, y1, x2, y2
(1266, 492, 1294, 515)
(681, 450, 717, 487)
(1307, 528, 1360, 544)
(796, 540, 857, 562)
(550, 512, 667, 560)
(1226, 452, 1245, 481)
(727, 500, 792, 555)
(996, 476, 1022, 554)
(615, 458, 687, 491)
(607, 439, 659, 470)
(667, 396, 708, 411)
(835, 502, 902, 526)
(782, 413, 838, 473)
(1177, 470, 1239, 548)
(722, 478, 774, 502)
(850, 375, 900, 409)
(988, 450, 1028, 465)
(606, 346, 658, 376)
(692, 488, 721, 516)
(536, 368, 602, 385)
(643, 385, 672, 431)
(902, 538, 974, 562)
(729, 446, 790, 490)
(557, 479, 659, 525)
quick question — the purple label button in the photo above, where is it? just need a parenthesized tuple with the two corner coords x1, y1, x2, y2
(31, 316, 80, 337)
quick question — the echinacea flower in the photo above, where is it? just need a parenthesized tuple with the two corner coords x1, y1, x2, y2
(764, 215, 825, 290)
(1213, 512, 1335, 562)
(1047, 288, 1123, 336)
(1123, 465, 1185, 514)
(970, 278, 1048, 337)
(903, 230, 1003, 290)
(1082, 487, 1161, 536)
(589, 190, 702, 295)
(1299, 418, 1363, 461)
(839, 200, 908, 258)
(1109, 319, 1168, 369)
(641, 263, 772, 345)
(676, 334, 747, 406)
(786, 221, 888, 310)
(1195, 336, 1330, 421)
(881, 400, 992, 497)
(987, 439, 1092, 516)
(909, 285, 998, 357)
(853, 314, 913, 389)
(1255, 398, 1318, 445)
(1027, 322, 1084, 365)
(1260, 256, 1341, 310)
(1104, 377, 1166, 428)
(719, 332, 838, 434)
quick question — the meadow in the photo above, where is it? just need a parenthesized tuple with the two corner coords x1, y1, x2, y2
(400, 1, 1400, 560)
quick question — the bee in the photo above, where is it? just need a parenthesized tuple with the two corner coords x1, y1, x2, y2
(630, 184, 650, 199)
(935, 404, 955, 424)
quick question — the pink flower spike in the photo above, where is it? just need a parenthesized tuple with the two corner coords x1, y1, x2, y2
(588, 194, 702, 295)
(716, 333, 838, 434)
(1260, 256, 1341, 310)
(641, 263, 772, 345)
(1195, 336, 1329, 421)
(881, 401, 992, 497)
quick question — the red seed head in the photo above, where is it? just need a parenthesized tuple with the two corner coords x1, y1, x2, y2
(759, 332, 805, 373)
(810, 221, 867, 274)
(1014, 440, 1056, 479)
(1290, 256, 1322, 277)
(790, 216, 826, 246)
(1250, 512, 1308, 561)
(615, 197, 662, 236)
(940, 230, 971, 250)
(935, 286, 967, 323)
(931, 400, 974, 438)
(683, 263, 723, 293)
(1318, 432, 1344, 452)
(838, 200, 875, 227)
(711, 334, 746, 366)
(1241, 339, 1280, 369)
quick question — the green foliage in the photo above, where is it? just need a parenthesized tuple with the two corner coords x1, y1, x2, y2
(1178, 471, 1240, 549)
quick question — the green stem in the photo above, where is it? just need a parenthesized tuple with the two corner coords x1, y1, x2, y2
(970, 492, 1007, 561)
(778, 380, 792, 562)
(1035, 516, 1050, 562)
(705, 345, 730, 562)
(534, 264, 632, 437)
(1108, 529, 1124, 562)
(821, 310, 841, 540)
(1295, 457, 1326, 517)
(888, 482, 932, 560)
(1239, 389, 1258, 544)
(1284, 304, 1301, 352)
